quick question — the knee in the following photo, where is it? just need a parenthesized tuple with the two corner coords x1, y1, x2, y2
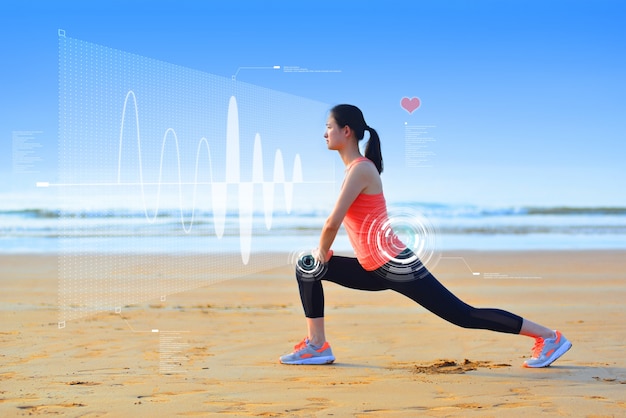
(294, 260, 328, 282)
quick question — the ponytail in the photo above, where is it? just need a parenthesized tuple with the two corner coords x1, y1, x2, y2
(330, 104, 384, 174)
(364, 126, 383, 174)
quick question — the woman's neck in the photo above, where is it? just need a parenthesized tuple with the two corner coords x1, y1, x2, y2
(338, 145, 363, 168)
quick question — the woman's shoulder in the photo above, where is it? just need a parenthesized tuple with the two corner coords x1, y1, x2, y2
(347, 157, 382, 193)
(347, 157, 377, 172)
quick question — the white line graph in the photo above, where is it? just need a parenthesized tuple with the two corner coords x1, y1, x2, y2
(50, 90, 306, 264)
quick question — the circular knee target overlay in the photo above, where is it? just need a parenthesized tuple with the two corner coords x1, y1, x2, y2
(292, 250, 329, 281)
(366, 207, 441, 281)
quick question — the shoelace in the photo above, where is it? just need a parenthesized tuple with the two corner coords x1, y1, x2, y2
(293, 338, 309, 352)
(531, 337, 545, 358)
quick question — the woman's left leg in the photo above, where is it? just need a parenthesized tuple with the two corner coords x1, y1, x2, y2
(388, 269, 525, 334)
(378, 264, 571, 367)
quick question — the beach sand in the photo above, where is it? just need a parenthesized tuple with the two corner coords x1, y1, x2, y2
(1, 251, 625, 417)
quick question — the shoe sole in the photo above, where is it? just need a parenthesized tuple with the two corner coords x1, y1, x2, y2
(280, 356, 335, 365)
(523, 340, 572, 368)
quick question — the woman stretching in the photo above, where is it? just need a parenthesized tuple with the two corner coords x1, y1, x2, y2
(279, 104, 571, 368)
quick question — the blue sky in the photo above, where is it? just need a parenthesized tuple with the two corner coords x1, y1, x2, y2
(2, 0, 625, 207)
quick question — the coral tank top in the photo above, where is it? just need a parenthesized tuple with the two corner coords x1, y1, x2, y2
(342, 158, 405, 270)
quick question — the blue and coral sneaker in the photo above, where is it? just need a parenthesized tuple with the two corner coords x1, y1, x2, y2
(279, 338, 335, 365)
(523, 330, 572, 368)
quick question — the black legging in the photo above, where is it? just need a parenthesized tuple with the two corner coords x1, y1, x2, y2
(296, 255, 523, 334)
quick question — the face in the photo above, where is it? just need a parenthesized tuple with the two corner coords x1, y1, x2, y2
(324, 116, 348, 150)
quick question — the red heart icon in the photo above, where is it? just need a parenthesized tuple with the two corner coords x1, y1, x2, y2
(401, 97, 421, 114)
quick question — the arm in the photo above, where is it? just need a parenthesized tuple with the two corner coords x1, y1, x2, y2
(315, 162, 376, 263)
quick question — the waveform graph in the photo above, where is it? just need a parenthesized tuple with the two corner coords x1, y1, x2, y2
(56, 32, 334, 326)
(114, 91, 304, 264)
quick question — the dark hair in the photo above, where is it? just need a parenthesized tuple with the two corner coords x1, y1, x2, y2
(330, 104, 383, 174)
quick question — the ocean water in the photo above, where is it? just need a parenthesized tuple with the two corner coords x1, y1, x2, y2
(1, 198, 625, 255)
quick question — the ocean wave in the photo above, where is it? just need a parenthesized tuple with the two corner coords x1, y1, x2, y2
(0, 208, 61, 218)
(524, 206, 626, 215)
(3, 225, 625, 239)
(3, 203, 626, 220)
(438, 225, 626, 235)
(391, 202, 626, 217)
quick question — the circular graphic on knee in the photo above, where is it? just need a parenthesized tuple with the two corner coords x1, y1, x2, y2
(291, 250, 328, 281)
(365, 207, 441, 282)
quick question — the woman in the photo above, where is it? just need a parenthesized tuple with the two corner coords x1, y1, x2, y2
(279, 104, 571, 368)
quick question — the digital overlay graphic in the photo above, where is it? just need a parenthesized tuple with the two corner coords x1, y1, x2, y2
(51, 31, 335, 326)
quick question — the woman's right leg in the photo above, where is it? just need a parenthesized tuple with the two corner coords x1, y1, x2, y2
(280, 257, 372, 364)
(294, 256, 389, 347)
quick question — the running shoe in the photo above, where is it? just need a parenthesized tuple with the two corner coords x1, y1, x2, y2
(523, 330, 572, 368)
(279, 338, 335, 365)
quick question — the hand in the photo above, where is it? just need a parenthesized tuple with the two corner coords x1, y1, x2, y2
(312, 248, 333, 264)
(311, 248, 324, 264)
